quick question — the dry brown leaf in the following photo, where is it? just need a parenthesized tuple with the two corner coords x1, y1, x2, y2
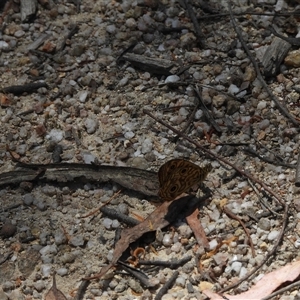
(203, 259, 300, 300)
(45, 273, 67, 300)
(186, 208, 209, 249)
(85, 195, 194, 280)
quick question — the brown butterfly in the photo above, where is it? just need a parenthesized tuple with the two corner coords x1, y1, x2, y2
(158, 159, 212, 202)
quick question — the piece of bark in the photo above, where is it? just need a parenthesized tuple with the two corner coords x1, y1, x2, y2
(0, 162, 159, 197)
(1, 82, 48, 95)
(28, 34, 51, 51)
(121, 53, 174, 75)
(21, 0, 37, 22)
(261, 37, 291, 78)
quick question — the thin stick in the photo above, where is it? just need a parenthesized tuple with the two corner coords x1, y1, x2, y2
(223, 206, 255, 257)
(295, 153, 300, 187)
(182, 0, 205, 48)
(81, 189, 122, 218)
(154, 271, 179, 300)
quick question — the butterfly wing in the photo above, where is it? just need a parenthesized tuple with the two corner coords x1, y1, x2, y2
(158, 159, 212, 202)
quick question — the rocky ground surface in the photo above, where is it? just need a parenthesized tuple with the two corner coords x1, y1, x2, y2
(1, 0, 300, 299)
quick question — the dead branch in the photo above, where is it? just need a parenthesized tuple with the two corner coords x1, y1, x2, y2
(154, 271, 179, 300)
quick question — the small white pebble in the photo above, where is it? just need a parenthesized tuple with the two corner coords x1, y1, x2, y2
(47, 129, 64, 142)
(41, 264, 52, 277)
(57, 268, 68, 276)
(107, 249, 114, 261)
(106, 25, 116, 34)
(162, 234, 173, 247)
(141, 138, 153, 154)
(209, 239, 218, 250)
(294, 239, 300, 248)
(34, 280, 46, 292)
(257, 100, 267, 110)
(267, 230, 280, 241)
(111, 219, 120, 229)
(103, 218, 113, 229)
(124, 131, 135, 139)
(231, 261, 242, 275)
(175, 276, 186, 287)
(165, 75, 180, 83)
(40, 245, 58, 256)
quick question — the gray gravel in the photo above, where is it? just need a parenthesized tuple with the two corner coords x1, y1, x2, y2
(0, 0, 300, 299)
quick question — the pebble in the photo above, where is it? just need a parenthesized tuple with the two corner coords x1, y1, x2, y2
(257, 218, 271, 231)
(2, 282, 14, 292)
(171, 242, 182, 253)
(175, 276, 186, 287)
(34, 280, 45, 292)
(40, 244, 58, 256)
(141, 138, 153, 154)
(41, 265, 52, 277)
(102, 218, 113, 230)
(111, 219, 120, 229)
(69, 235, 85, 247)
(0, 223, 17, 238)
(106, 25, 116, 34)
(177, 224, 192, 238)
(56, 268, 68, 276)
(14, 30, 25, 38)
(162, 234, 173, 247)
(78, 90, 89, 102)
(231, 261, 242, 275)
(84, 118, 98, 134)
(267, 230, 280, 241)
(128, 279, 143, 293)
(7, 290, 24, 300)
(165, 75, 180, 83)
(209, 239, 218, 250)
(60, 252, 76, 264)
(47, 129, 64, 142)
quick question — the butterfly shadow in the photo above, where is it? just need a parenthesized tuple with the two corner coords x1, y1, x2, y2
(164, 189, 212, 224)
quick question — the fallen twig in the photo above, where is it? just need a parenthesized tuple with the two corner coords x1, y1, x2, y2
(81, 189, 122, 218)
(154, 271, 179, 300)
(194, 85, 222, 133)
(223, 206, 255, 257)
(99, 206, 140, 227)
(138, 255, 192, 269)
(117, 261, 156, 288)
(295, 153, 300, 187)
(182, 0, 205, 48)
(74, 278, 90, 300)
